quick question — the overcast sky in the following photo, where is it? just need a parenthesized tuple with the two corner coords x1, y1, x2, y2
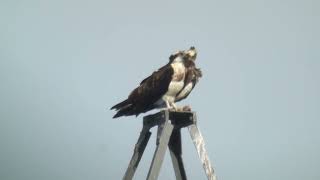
(1, 0, 319, 179)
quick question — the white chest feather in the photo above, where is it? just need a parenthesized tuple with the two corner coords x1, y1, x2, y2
(170, 59, 186, 81)
(161, 61, 186, 103)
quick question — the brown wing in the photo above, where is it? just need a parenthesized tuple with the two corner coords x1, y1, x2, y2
(138, 51, 182, 85)
(129, 64, 174, 111)
(139, 62, 171, 85)
(111, 63, 174, 118)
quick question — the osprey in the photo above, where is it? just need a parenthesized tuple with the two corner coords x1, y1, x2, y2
(111, 47, 202, 118)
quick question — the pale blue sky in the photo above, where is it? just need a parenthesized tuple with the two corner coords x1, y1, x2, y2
(1, 0, 319, 179)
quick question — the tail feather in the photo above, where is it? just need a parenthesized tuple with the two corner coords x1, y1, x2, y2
(110, 99, 129, 110)
(111, 99, 138, 118)
(112, 104, 136, 118)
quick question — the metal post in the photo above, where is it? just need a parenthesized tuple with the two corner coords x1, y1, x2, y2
(123, 126, 152, 180)
(188, 114, 217, 180)
(146, 115, 174, 180)
(169, 129, 187, 180)
(122, 110, 216, 180)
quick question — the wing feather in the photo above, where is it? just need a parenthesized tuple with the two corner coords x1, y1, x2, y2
(113, 63, 174, 117)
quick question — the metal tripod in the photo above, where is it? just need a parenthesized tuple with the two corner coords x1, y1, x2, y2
(123, 110, 217, 180)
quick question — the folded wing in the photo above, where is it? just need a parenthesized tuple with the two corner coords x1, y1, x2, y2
(111, 64, 174, 118)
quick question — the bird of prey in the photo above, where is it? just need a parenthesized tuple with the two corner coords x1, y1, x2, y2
(111, 47, 202, 118)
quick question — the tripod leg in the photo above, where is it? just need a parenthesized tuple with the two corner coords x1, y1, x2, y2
(169, 129, 187, 180)
(188, 124, 217, 180)
(147, 120, 174, 180)
(123, 126, 152, 180)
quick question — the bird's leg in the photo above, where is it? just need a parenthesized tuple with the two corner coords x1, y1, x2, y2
(171, 102, 178, 111)
(163, 101, 184, 112)
(171, 102, 184, 112)
(164, 101, 177, 111)
(159, 100, 173, 111)
(165, 100, 171, 109)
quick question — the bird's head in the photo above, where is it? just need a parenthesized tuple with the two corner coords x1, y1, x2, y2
(169, 46, 197, 62)
(184, 46, 197, 61)
(169, 50, 184, 62)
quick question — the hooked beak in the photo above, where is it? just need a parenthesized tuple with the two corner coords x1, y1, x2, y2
(185, 46, 197, 61)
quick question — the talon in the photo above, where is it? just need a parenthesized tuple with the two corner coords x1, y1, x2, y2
(165, 101, 171, 109)
(170, 102, 181, 111)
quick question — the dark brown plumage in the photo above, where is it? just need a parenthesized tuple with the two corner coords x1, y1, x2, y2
(111, 64, 174, 118)
(111, 47, 201, 118)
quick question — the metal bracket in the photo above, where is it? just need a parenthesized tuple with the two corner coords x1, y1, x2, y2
(123, 110, 217, 180)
